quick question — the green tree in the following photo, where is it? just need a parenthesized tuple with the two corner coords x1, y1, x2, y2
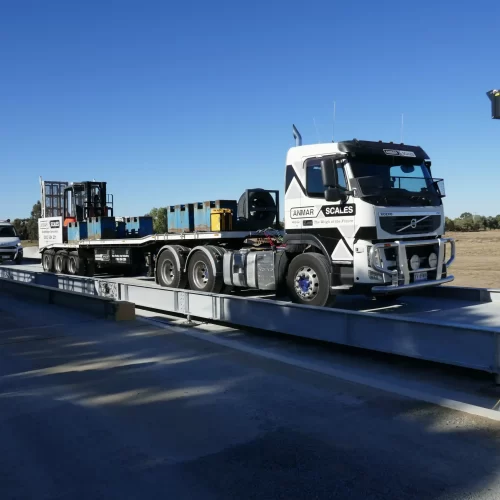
(25, 201, 42, 240)
(445, 217, 455, 231)
(460, 212, 473, 219)
(147, 207, 168, 233)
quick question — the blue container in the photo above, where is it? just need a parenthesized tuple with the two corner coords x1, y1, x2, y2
(125, 216, 154, 237)
(193, 200, 237, 232)
(116, 220, 126, 238)
(87, 216, 116, 240)
(67, 221, 88, 242)
(167, 204, 194, 233)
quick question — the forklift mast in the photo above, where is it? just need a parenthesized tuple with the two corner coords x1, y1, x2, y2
(63, 181, 114, 226)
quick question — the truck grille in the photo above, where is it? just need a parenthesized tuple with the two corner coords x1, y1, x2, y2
(379, 215, 441, 235)
(0, 246, 16, 250)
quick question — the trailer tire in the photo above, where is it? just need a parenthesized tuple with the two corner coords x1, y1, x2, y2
(157, 248, 187, 289)
(54, 251, 68, 274)
(287, 253, 335, 307)
(68, 252, 86, 276)
(187, 250, 223, 293)
(42, 250, 55, 272)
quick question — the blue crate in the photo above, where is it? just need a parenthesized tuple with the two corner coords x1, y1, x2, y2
(167, 204, 194, 233)
(67, 221, 88, 242)
(193, 200, 237, 232)
(125, 216, 154, 237)
(116, 220, 126, 238)
(87, 217, 117, 240)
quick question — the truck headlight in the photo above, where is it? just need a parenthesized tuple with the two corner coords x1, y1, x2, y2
(370, 248, 381, 268)
(16, 242, 22, 247)
(410, 254, 420, 270)
(428, 252, 437, 268)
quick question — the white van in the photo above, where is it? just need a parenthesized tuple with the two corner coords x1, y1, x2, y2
(0, 220, 23, 264)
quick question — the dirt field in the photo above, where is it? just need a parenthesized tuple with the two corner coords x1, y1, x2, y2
(445, 230, 500, 289)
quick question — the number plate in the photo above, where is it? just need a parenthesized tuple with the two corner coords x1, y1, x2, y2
(414, 271, 428, 282)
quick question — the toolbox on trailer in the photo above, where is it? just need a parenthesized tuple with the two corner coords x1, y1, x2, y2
(193, 200, 237, 232)
(168, 204, 194, 233)
(116, 220, 126, 238)
(87, 217, 117, 240)
(67, 221, 88, 242)
(210, 208, 233, 231)
(125, 216, 153, 237)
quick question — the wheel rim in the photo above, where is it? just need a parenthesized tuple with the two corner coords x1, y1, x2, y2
(294, 266, 320, 301)
(43, 254, 51, 270)
(55, 256, 61, 272)
(68, 258, 76, 274)
(192, 260, 209, 289)
(160, 258, 175, 286)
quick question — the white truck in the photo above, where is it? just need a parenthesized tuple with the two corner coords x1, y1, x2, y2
(0, 219, 23, 264)
(38, 127, 455, 307)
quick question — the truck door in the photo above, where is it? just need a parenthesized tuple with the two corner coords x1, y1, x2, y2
(305, 159, 355, 263)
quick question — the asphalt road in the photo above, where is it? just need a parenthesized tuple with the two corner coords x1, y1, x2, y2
(1, 294, 500, 499)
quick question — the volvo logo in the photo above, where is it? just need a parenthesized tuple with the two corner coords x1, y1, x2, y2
(410, 219, 417, 229)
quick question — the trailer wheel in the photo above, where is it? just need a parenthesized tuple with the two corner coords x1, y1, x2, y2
(187, 250, 223, 293)
(54, 251, 68, 274)
(68, 252, 85, 276)
(42, 250, 55, 272)
(287, 253, 335, 307)
(157, 248, 187, 289)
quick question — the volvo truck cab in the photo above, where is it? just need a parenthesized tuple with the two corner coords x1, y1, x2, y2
(283, 131, 455, 305)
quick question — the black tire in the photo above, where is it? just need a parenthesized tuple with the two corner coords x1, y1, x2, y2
(68, 252, 86, 276)
(157, 248, 187, 289)
(187, 250, 223, 293)
(286, 253, 336, 307)
(42, 249, 55, 272)
(275, 251, 290, 299)
(14, 254, 23, 265)
(54, 251, 68, 274)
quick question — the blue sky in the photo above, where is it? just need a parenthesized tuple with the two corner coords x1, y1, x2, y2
(0, 0, 499, 220)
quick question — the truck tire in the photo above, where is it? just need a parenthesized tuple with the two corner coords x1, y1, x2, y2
(42, 250, 55, 272)
(68, 252, 86, 276)
(187, 250, 223, 293)
(54, 251, 68, 274)
(157, 248, 187, 289)
(286, 253, 336, 307)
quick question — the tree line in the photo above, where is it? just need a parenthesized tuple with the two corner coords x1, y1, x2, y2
(445, 212, 500, 232)
(11, 201, 41, 240)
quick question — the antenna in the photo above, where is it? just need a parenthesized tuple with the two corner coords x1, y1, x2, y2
(313, 117, 321, 143)
(400, 113, 404, 143)
(332, 101, 336, 142)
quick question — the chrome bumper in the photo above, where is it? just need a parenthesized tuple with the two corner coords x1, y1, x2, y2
(369, 237, 455, 294)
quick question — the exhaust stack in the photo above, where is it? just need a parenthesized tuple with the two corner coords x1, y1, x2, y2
(292, 124, 302, 146)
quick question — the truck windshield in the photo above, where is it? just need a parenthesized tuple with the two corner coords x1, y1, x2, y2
(0, 226, 17, 238)
(349, 159, 442, 207)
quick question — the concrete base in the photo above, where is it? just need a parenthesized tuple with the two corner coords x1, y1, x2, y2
(0, 277, 135, 321)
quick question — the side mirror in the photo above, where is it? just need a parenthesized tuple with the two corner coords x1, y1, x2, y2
(321, 158, 337, 187)
(324, 187, 344, 203)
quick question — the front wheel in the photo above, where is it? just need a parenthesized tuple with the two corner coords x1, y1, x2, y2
(286, 253, 336, 307)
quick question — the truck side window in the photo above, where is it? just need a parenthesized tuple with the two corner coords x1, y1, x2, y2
(306, 162, 348, 197)
(306, 165, 324, 198)
(337, 165, 347, 189)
